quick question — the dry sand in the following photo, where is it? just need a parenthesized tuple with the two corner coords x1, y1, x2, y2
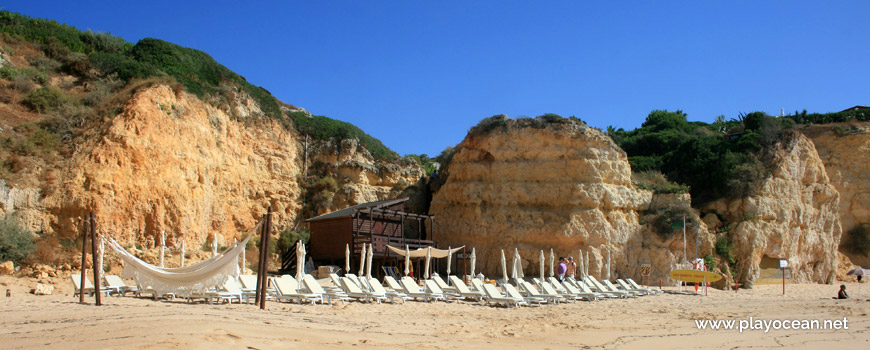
(1, 276, 868, 349)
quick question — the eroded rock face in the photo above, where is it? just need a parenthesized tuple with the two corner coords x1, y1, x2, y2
(430, 119, 678, 279)
(0, 180, 43, 234)
(42, 85, 301, 248)
(704, 133, 841, 285)
(306, 138, 422, 215)
(802, 123, 870, 266)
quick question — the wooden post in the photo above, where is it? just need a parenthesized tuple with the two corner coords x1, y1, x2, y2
(80, 217, 88, 304)
(254, 213, 266, 305)
(90, 212, 101, 306)
(259, 206, 272, 310)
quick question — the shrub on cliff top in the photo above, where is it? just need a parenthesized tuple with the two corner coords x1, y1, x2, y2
(0, 215, 35, 264)
(289, 111, 398, 161)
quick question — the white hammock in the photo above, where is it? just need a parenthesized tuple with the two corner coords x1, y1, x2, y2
(104, 223, 259, 297)
(386, 245, 464, 258)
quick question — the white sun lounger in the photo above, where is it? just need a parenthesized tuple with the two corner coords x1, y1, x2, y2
(616, 279, 652, 296)
(603, 279, 642, 297)
(272, 277, 323, 305)
(559, 280, 598, 301)
(503, 284, 546, 306)
(71, 274, 111, 297)
(103, 275, 138, 296)
(400, 277, 445, 303)
(383, 275, 404, 292)
(448, 276, 484, 301)
(480, 283, 526, 308)
(431, 275, 457, 293)
(537, 282, 572, 303)
(341, 277, 387, 303)
(587, 276, 631, 298)
(626, 278, 662, 295)
(302, 274, 350, 304)
(520, 281, 565, 304)
(423, 280, 455, 302)
(367, 277, 408, 303)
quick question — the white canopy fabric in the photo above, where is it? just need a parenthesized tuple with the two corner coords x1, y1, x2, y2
(500, 250, 508, 283)
(585, 251, 590, 278)
(295, 241, 305, 281)
(446, 246, 452, 276)
(606, 250, 611, 280)
(386, 245, 465, 258)
(104, 233, 252, 298)
(578, 249, 585, 279)
(366, 243, 374, 279)
(358, 243, 367, 276)
(180, 239, 186, 267)
(470, 248, 476, 278)
(511, 248, 524, 281)
(549, 249, 555, 277)
(345, 244, 350, 275)
(424, 247, 431, 279)
(404, 245, 411, 276)
(539, 250, 545, 282)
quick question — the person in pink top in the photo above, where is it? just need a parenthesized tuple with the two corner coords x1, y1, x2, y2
(557, 257, 567, 281)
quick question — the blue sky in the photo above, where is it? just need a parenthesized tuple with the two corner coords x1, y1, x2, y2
(4, 2, 868, 156)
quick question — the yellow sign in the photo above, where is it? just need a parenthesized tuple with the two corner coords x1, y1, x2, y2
(641, 264, 651, 276)
(669, 269, 722, 283)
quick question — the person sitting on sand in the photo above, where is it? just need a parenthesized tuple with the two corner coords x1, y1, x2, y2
(557, 257, 567, 281)
(838, 285, 849, 299)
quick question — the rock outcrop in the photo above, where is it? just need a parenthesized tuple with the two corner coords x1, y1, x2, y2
(802, 123, 870, 266)
(40, 85, 302, 248)
(305, 138, 422, 215)
(430, 117, 698, 279)
(704, 132, 841, 285)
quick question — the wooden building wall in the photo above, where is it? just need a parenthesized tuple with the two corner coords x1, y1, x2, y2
(309, 217, 352, 260)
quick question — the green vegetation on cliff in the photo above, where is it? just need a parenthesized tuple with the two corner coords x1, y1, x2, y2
(0, 11, 399, 162)
(609, 110, 793, 203)
(289, 111, 397, 160)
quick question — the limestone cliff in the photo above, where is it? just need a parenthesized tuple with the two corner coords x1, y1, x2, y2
(430, 117, 701, 280)
(704, 132, 841, 285)
(0, 82, 423, 267)
(41, 85, 301, 248)
(802, 123, 870, 266)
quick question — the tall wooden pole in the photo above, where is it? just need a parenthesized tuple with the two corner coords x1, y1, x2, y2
(79, 217, 88, 304)
(259, 206, 272, 310)
(254, 214, 266, 305)
(90, 212, 101, 306)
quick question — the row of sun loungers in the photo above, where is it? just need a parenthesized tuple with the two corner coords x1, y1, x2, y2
(72, 270, 659, 308)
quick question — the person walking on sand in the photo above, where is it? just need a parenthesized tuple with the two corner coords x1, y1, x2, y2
(838, 285, 849, 299)
(557, 257, 567, 282)
(566, 256, 577, 280)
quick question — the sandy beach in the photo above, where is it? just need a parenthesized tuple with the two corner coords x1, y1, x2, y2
(1, 276, 868, 349)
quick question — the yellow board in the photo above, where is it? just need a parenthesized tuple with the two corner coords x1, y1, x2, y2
(669, 269, 722, 283)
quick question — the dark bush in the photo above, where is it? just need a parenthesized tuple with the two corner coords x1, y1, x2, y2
(845, 225, 870, 256)
(0, 215, 35, 264)
(276, 227, 310, 254)
(704, 254, 716, 271)
(651, 205, 694, 239)
(632, 170, 690, 194)
(714, 237, 737, 266)
(21, 86, 75, 113)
